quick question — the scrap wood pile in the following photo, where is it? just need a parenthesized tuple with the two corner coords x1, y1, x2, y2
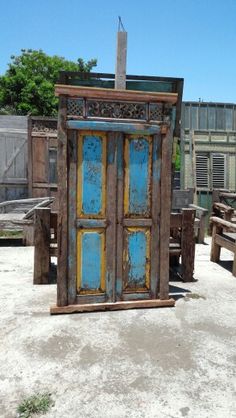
(0, 197, 54, 234)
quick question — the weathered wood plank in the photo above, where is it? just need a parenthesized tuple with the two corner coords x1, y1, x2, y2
(150, 133, 161, 298)
(123, 218, 152, 227)
(33, 208, 50, 284)
(210, 225, 221, 263)
(57, 96, 68, 306)
(181, 208, 195, 282)
(215, 234, 235, 253)
(68, 130, 77, 305)
(67, 120, 160, 135)
(116, 133, 124, 300)
(159, 127, 172, 299)
(105, 132, 117, 302)
(50, 298, 175, 314)
(76, 219, 107, 228)
(55, 85, 178, 104)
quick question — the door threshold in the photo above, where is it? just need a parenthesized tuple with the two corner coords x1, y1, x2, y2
(50, 298, 175, 315)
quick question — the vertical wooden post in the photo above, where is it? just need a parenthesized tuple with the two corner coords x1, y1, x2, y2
(28, 117, 33, 197)
(198, 214, 206, 243)
(210, 224, 221, 262)
(34, 207, 50, 284)
(57, 96, 68, 306)
(106, 132, 118, 302)
(150, 133, 161, 298)
(181, 208, 195, 282)
(159, 126, 172, 299)
(68, 130, 77, 305)
(115, 31, 127, 90)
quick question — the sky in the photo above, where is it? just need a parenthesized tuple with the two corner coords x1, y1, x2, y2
(0, 0, 236, 103)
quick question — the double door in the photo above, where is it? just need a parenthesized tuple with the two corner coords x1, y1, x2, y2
(69, 128, 162, 304)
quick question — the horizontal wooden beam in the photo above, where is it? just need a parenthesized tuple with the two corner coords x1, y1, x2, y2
(55, 84, 178, 104)
(67, 120, 160, 135)
(123, 219, 152, 227)
(210, 216, 236, 231)
(76, 219, 107, 228)
(215, 234, 235, 252)
(50, 298, 175, 314)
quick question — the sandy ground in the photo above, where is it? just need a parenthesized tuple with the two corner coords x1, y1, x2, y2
(0, 239, 236, 418)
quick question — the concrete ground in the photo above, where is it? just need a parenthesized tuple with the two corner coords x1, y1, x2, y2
(0, 239, 236, 418)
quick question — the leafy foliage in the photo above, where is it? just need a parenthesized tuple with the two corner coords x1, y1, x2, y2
(175, 143, 181, 171)
(0, 49, 97, 116)
(17, 392, 54, 418)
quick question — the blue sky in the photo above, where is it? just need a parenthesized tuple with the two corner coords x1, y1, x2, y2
(1, 0, 236, 103)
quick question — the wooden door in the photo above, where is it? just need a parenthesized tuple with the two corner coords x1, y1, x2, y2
(75, 130, 116, 304)
(116, 134, 161, 301)
(73, 130, 161, 304)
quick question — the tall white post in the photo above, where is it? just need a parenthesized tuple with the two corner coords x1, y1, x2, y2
(115, 31, 127, 90)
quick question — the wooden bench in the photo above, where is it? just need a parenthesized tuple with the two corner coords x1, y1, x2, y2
(170, 208, 196, 282)
(210, 216, 236, 276)
(33, 208, 58, 284)
(211, 190, 236, 225)
(172, 189, 208, 243)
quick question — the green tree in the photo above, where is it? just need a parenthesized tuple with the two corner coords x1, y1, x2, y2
(0, 49, 97, 116)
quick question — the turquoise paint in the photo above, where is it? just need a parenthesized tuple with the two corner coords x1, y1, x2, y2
(127, 231, 147, 287)
(81, 232, 101, 289)
(67, 120, 160, 135)
(152, 136, 161, 182)
(68, 79, 174, 93)
(82, 135, 102, 214)
(129, 138, 150, 214)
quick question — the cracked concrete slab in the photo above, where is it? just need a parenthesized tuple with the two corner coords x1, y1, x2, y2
(0, 240, 236, 418)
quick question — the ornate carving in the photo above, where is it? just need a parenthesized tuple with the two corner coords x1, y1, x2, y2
(67, 98, 84, 116)
(66, 97, 173, 124)
(149, 103, 163, 121)
(87, 100, 146, 120)
(32, 119, 57, 133)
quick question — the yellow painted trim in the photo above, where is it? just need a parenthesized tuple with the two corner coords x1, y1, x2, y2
(124, 135, 152, 217)
(124, 227, 151, 291)
(76, 229, 106, 294)
(77, 229, 82, 292)
(100, 231, 106, 292)
(77, 130, 107, 218)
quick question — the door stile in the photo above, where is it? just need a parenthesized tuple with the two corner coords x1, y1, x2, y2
(106, 132, 118, 302)
(68, 130, 77, 305)
(159, 127, 172, 299)
(150, 132, 162, 298)
(115, 132, 124, 301)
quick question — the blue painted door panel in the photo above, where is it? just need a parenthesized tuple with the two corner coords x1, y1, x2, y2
(123, 228, 150, 291)
(125, 136, 152, 217)
(82, 135, 102, 214)
(81, 232, 103, 290)
(77, 131, 106, 296)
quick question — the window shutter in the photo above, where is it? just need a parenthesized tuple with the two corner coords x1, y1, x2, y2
(212, 154, 226, 189)
(196, 154, 209, 188)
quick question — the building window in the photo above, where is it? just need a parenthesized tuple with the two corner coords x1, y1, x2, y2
(196, 153, 226, 190)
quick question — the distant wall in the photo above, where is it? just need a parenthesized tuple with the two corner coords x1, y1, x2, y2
(0, 116, 28, 202)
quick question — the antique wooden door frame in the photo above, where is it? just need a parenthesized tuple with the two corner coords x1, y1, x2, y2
(53, 117, 174, 313)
